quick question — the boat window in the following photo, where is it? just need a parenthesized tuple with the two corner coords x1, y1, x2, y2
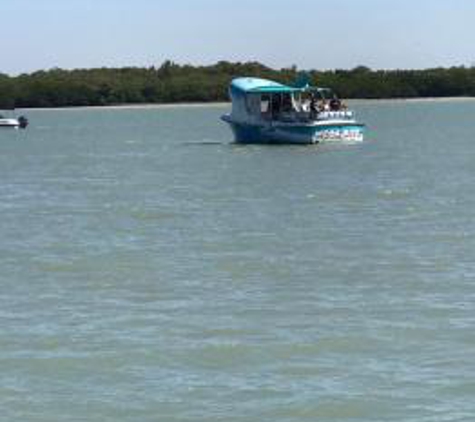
(282, 93, 293, 112)
(261, 95, 271, 114)
(271, 94, 281, 114)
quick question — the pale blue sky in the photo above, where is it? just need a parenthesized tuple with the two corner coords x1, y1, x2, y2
(2, 0, 474, 74)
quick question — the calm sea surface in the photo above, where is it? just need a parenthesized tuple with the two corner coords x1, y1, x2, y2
(1, 100, 475, 422)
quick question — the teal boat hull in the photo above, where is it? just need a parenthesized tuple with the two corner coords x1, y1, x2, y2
(222, 116, 364, 144)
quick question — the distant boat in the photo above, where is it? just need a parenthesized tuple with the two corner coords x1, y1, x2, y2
(0, 112, 28, 129)
(221, 77, 364, 144)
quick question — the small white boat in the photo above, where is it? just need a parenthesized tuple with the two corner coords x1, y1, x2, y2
(0, 113, 28, 129)
(221, 77, 364, 144)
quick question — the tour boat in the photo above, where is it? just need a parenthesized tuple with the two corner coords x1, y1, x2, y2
(221, 77, 364, 144)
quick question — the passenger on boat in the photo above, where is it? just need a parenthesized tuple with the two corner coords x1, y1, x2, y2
(318, 100, 329, 112)
(309, 95, 318, 119)
(330, 97, 342, 111)
(309, 95, 317, 112)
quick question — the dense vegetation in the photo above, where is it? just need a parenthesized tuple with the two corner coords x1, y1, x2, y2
(1, 61, 475, 108)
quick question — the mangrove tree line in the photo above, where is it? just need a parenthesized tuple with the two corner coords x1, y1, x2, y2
(1, 61, 475, 108)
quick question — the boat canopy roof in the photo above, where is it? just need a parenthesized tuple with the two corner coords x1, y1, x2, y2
(231, 77, 301, 94)
(230, 77, 334, 95)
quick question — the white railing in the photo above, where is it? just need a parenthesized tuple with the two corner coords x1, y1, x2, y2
(318, 111, 354, 120)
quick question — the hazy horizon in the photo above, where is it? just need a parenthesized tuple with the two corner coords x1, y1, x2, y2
(2, 0, 474, 75)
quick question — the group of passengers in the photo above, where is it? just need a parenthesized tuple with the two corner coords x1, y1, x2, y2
(267, 92, 346, 121)
(309, 95, 345, 113)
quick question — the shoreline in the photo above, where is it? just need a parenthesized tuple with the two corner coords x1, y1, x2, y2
(353, 96, 475, 104)
(20, 102, 230, 112)
(19, 96, 475, 112)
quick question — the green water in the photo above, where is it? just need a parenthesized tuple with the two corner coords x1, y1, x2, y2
(1, 101, 475, 421)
